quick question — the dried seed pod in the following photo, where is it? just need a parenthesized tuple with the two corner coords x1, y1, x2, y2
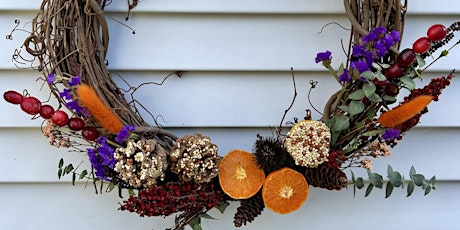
(253, 136, 288, 174)
(170, 133, 220, 183)
(114, 139, 168, 188)
(285, 120, 331, 168)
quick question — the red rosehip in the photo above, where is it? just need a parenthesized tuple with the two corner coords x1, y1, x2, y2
(385, 63, 405, 78)
(82, 127, 99, 141)
(20, 96, 42, 115)
(397, 48, 416, 67)
(3, 90, 24, 104)
(427, 24, 447, 41)
(68, 117, 85, 131)
(412, 37, 431, 54)
(39, 105, 55, 119)
(51, 110, 69, 126)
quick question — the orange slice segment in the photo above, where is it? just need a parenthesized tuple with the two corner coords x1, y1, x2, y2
(262, 167, 309, 214)
(218, 150, 265, 199)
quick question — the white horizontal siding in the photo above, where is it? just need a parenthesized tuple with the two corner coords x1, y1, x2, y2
(1, 182, 459, 230)
(2, 13, 460, 71)
(1, 1, 460, 230)
(2, 0, 460, 14)
(1, 70, 459, 127)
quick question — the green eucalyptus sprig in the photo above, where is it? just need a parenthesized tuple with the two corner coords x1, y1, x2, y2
(351, 165, 436, 198)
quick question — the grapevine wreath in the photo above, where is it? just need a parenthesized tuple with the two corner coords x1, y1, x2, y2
(3, 0, 460, 229)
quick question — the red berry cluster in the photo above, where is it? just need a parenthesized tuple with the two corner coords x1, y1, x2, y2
(119, 181, 224, 217)
(327, 151, 346, 168)
(384, 24, 448, 80)
(3, 90, 99, 141)
(394, 73, 454, 136)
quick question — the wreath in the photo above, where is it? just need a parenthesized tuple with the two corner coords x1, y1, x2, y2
(3, 0, 459, 229)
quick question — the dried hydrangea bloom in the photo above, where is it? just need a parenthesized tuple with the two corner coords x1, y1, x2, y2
(170, 133, 220, 183)
(114, 139, 167, 188)
(285, 120, 331, 168)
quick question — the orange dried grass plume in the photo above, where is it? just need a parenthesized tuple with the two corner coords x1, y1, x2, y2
(378, 95, 433, 128)
(75, 84, 123, 134)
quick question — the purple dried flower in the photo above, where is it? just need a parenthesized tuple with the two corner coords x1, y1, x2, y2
(338, 69, 351, 83)
(115, 125, 136, 143)
(86, 136, 117, 181)
(351, 59, 369, 73)
(47, 73, 55, 84)
(68, 75, 81, 87)
(352, 45, 365, 58)
(382, 128, 400, 141)
(59, 89, 73, 100)
(315, 51, 332, 63)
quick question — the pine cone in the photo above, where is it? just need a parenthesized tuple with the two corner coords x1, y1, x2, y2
(233, 192, 265, 227)
(304, 163, 348, 190)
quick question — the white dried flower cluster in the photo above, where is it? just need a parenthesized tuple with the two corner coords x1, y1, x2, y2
(356, 140, 392, 158)
(285, 120, 331, 168)
(170, 133, 220, 183)
(114, 139, 167, 188)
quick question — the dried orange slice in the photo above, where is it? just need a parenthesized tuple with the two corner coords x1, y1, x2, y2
(218, 150, 265, 199)
(262, 167, 309, 214)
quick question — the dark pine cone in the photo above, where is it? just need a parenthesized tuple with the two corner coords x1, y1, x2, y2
(253, 136, 288, 174)
(233, 192, 265, 227)
(305, 163, 348, 190)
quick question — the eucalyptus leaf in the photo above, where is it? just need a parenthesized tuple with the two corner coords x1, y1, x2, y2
(365, 184, 374, 197)
(363, 82, 376, 97)
(412, 174, 425, 186)
(72, 172, 76, 185)
(128, 189, 136, 196)
(215, 202, 230, 214)
(79, 170, 88, 180)
(385, 183, 394, 198)
(388, 171, 403, 187)
(349, 100, 365, 115)
(361, 70, 376, 80)
(332, 115, 350, 131)
(371, 62, 382, 70)
(58, 168, 62, 179)
(362, 129, 384, 137)
(407, 181, 415, 197)
(416, 54, 426, 67)
(64, 164, 74, 174)
(201, 212, 217, 220)
(424, 186, 432, 196)
(429, 175, 436, 185)
(400, 76, 416, 90)
(382, 95, 397, 102)
(107, 183, 115, 192)
(188, 217, 202, 230)
(355, 177, 365, 189)
(58, 158, 64, 168)
(369, 172, 384, 188)
(367, 93, 382, 103)
(348, 89, 365, 100)
(375, 71, 387, 81)
(409, 166, 417, 179)
(339, 101, 365, 116)
(387, 165, 394, 174)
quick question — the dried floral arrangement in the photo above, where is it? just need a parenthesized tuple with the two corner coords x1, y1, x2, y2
(3, 0, 459, 229)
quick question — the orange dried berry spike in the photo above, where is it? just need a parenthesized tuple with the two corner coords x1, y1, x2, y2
(262, 167, 309, 215)
(75, 84, 123, 134)
(378, 95, 433, 128)
(218, 150, 265, 199)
